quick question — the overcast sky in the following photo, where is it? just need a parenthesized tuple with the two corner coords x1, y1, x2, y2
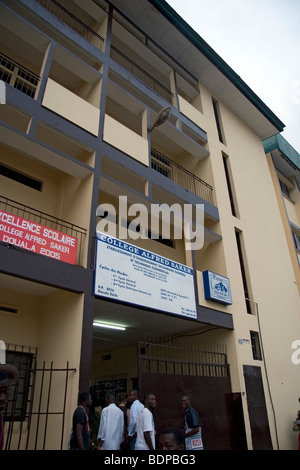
(167, 0, 300, 153)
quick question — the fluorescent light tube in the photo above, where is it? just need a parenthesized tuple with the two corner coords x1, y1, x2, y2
(93, 321, 126, 331)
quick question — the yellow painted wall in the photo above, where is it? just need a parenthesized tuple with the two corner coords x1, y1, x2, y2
(178, 95, 207, 131)
(37, 290, 83, 449)
(267, 155, 300, 295)
(0, 145, 91, 267)
(61, 173, 94, 267)
(0, 287, 83, 449)
(0, 287, 40, 348)
(0, 145, 63, 215)
(103, 114, 149, 166)
(284, 196, 300, 228)
(42, 78, 100, 136)
(199, 82, 300, 449)
(92, 344, 137, 389)
(97, 190, 188, 266)
(92, 76, 300, 449)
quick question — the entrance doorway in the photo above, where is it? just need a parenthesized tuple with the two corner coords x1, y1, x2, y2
(137, 337, 247, 450)
(91, 300, 247, 449)
(243, 365, 273, 450)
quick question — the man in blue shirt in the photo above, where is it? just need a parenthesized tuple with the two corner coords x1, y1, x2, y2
(181, 395, 204, 450)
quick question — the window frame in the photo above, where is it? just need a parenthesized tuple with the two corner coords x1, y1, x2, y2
(5, 350, 35, 422)
(250, 331, 262, 361)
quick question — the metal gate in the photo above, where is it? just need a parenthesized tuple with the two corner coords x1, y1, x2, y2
(3, 349, 76, 450)
(138, 337, 247, 450)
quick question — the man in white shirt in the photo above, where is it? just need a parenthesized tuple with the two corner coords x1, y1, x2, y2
(127, 389, 144, 450)
(97, 394, 124, 450)
(135, 393, 156, 450)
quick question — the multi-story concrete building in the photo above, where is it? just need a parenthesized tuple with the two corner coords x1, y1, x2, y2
(0, 0, 299, 450)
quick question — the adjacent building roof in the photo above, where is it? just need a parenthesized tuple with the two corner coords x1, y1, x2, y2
(263, 133, 300, 186)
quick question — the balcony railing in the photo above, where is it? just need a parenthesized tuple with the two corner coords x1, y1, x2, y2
(35, 0, 105, 49)
(151, 148, 213, 204)
(110, 46, 174, 103)
(0, 196, 87, 265)
(0, 52, 40, 98)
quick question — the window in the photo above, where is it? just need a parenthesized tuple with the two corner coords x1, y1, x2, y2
(235, 230, 252, 314)
(0, 304, 19, 315)
(212, 98, 225, 144)
(223, 154, 237, 216)
(279, 179, 290, 199)
(250, 331, 262, 361)
(0, 164, 43, 191)
(292, 232, 300, 251)
(5, 350, 35, 421)
(126, 218, 174, 248)
(147, 229, 174, 248)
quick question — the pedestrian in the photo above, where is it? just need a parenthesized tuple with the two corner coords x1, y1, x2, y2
(181, 395, 204, 450)
(97, 394, 124, 450)
(0, 364, 19, 451)
(159, 427, 185, 450)
(118, 392, 130, 450)
(89, 399, 102, 447)
(127, 389, 144, 449)
(293, 397, 300, 450)
(135, 393, 156, 450)
(69, 392, 92, 450)
(296, 410, 300, 450)
(298, 398, 300, 450)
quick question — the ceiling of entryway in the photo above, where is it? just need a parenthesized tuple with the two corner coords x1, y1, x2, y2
(0, 272, 57, 297)
(92, 297, 207, 352)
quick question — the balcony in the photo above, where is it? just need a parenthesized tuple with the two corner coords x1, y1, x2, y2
(35, 0, 105, 50)
(110, 46, 174, 103)
(0, 196, 87, 266)
(0, 52, 40, 98)
(151, 148, 213, 205)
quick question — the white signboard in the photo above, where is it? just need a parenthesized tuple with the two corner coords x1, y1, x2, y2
(94, 233, 197, 319)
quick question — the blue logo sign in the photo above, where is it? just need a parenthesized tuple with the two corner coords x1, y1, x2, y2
(203, 271, 232, 305)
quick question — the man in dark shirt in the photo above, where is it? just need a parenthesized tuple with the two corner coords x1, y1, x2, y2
(181, 395, 204, 450)
(69, 392, 92, 450)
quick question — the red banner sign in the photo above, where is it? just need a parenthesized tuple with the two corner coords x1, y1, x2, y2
(0, 210, 78, 265)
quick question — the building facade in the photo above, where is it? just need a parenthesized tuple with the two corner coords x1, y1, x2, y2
(0, 0, 299, 450)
